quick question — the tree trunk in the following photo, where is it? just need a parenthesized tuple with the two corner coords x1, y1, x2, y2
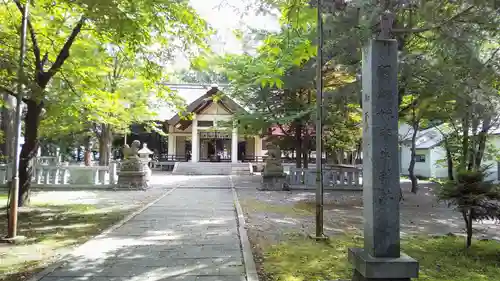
(294, 124, 302, 168)
(461, 111, 470, 171)
(408, 121, 419, 194)
(98, 124, 113, 166)
(474, 117, 491, 170)
(77, 146, 82, 162)
(468, 115, 479, 171)
(302, 131, 309, 169)
(331, 151, 338, 164)
(1, 93, 16, 162)
(474, 135, 487, 170)
(302, 149, 308, 169)
(84, 137, 92, 166)
(444, 138, 454, 181)
(356, 141, 362, 164)
(18, 101, 42, 206)
(336, 149, 341, 164)
(466, 209, 473, 248)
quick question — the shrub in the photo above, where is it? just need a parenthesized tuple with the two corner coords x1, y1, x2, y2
(437, 169, 500, 248)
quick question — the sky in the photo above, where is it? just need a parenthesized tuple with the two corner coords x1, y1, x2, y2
(171, 0, 280, 70)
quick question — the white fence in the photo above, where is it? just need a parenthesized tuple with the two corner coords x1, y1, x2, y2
(0, 160, 119, 189)
(288, 165, 362, 190)
(0, 155, 171, 189)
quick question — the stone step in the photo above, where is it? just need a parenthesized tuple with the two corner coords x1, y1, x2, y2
(172, 162, 251, 175)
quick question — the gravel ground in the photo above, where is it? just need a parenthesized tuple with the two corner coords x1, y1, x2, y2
(233, 175, 500, 281)
(233, 175, 500, 248)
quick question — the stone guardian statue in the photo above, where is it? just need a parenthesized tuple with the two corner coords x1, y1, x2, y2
(259, 142, 289, 191)
(116, 140, 150, 190)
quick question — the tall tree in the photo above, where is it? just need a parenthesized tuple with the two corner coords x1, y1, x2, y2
(240, 0, 500, 180)
(218, 1, 359, 167)
(176, 68, 229, 84)
(0, 0, 210, 205)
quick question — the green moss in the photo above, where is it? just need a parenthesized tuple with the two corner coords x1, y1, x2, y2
(241, 199, 313, 217)
(262, 235, 500, 281)
(0, 192, 8, 207)
(31, 203, 98, 212)
(404, 236, 500, 281)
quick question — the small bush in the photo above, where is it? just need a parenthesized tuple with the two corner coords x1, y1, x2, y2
(437, 169, 500, 247)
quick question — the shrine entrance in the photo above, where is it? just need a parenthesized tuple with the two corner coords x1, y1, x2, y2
(199, 131, 232, 162)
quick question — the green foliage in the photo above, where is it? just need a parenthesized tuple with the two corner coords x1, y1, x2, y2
(438, 169, 500, 221)
(217, 2, 361, 161)
(0, 0, 212, 143)
(322, 93, 361, 153)
(437, 169, 500, 247)
(175, 68, 229, 84)
(0, 0, 213, 204)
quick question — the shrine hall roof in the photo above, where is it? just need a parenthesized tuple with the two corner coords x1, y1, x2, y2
(150, 83, 248, 124)
(151, 83, 227, 121)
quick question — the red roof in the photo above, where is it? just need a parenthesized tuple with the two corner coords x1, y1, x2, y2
(267, 124, 316, 136)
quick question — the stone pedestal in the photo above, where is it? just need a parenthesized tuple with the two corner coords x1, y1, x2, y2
(349, 39, 418, 280)
(349, 248, 418, 281)
(116, 170, 149, 190)
(116, 141, 150, 190)
(259, 174, 289, 191)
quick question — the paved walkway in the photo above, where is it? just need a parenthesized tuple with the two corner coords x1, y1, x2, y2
(37, 182, 246, 281)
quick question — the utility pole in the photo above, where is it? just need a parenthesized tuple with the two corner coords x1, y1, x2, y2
(309, 0, 344, 240)
(5, 0, 30, 242)
(314, 0, 324, 240)
(306, 0, 327, 240)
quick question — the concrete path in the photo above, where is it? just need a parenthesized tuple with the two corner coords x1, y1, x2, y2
(36, 182, 247, 281)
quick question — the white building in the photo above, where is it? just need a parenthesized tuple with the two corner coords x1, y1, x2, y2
(399, 123, 500, 182)
(161, 84, 266, 163)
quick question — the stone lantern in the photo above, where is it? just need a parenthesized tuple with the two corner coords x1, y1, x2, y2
(138, 143, 153, 178)
(138, 143, 153, 162)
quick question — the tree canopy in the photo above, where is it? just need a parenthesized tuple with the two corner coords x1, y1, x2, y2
(207, 0, 499, 170)
(0, 0, 212, 205)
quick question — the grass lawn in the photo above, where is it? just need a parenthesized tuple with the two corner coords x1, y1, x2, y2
(241, 199, 314, 217)
(0, 192, 128, 281)
(0, 193, 8, 208)
(262, 234, 500, 281)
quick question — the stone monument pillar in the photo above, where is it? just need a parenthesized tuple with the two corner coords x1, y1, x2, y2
(116, 140, 150, 190)
(259, 143, 289, 191)
(348, 39, 418, 280)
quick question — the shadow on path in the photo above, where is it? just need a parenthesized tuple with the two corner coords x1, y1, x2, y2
(36, 187, 246, 281)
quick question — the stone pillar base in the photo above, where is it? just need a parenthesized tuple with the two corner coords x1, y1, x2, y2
(116, 171, 150, 190)
(259, 174, 289, 191)
(348, 248, 418, 281)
